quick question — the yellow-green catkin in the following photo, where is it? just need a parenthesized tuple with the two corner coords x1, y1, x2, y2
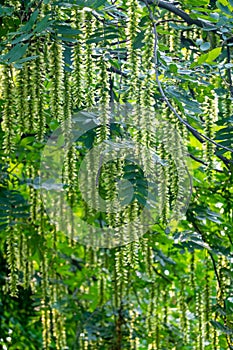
(38, 200, 51, 349)
(142, 24, 154, 110)
(180, 279, 188, 344)
(98, 54, 110, 139)
(84, 10, 95, 107)
(2, 65, 16, 153)
(35, 40, 47, 141)
(147, 283, 160, 350)
(18, 230, 31, 289)
(6, 226, 19, 297)
(203, 94, 216, 180)
(21, 44, 39, 133)
(50, 41, 64, 121)
(196, 291, 204, 350)
(205, 259, 211, 341)
(51, 259, 67, 350)
(16, 64, 28, 133)
(126, 0, 140, 100)
(73, 9, 85, 109)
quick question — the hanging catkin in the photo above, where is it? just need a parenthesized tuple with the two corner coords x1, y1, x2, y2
(50, 41, 64, 121)
(39, 201, 51, 349)
(26, 44, 38, 132)
(6, 226, 18, 297)
(16, 64, 28, 133)
(126, 0, 140, 100)
(1, 65, 16, 153)
(142, 24, 154, 109)
(73, 9, 85, 109)
(84, 10, 95, 107)
(205, 258, 211, 341)
(35, 40, 47, 141)
(179, 278, 188, 344)
(203, 94, 216, 180)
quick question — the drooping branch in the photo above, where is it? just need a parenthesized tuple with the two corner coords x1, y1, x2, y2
(146, 0, 214, 29)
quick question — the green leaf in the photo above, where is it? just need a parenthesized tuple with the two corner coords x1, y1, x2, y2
(217, 1, 232, 15)
(33, 15, 51, 34)
(2, 43, 29, 63)
(0, 5, 14, 17)
(55, 24, 82, 35)
(20, 9, 39, 32)
(197, 47, 221, 64)
(11, 33, 33, 45)
(206, 47, 222, 62)
(133, 30, 145, 49)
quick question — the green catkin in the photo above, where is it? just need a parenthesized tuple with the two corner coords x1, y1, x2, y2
(16, 65, 27, 133)
(50, 41, 64, 121)
(203, 95, 215, 180)
(115, 247, 127, 306)
(2, 65, 16, 153)
(142, 25, 154, 109)
(18, 233, 31, 289)
(161, 13, 169, 49)
(73, 9, 85, 109)
(98, 55, 110, 139)
(155, 284, 160, 350)
(205, 259, 211, 341)
(126, 0, 140, 100)
(27, 164, 38, 223)
(196, 291, 204, 350)
(27, 47, 38, 131)
(148, 283, 160, 350)
(6, 227, 18, 297)
(157, 142, 169, 223)
(64, 71, 73, 133)
(163, 289, 168, 325)
(51, 257, 67, 350)
(39, 201, 51, 349)
(35, 40, 47, 141)
(180, 279, 188, 344)
(98, 250, 105, 306)
(84, 10, 95, 107)
(168, 13, 179, 53)
(21, 64, 31, 130)
(63, 71, 77, 241)
(190, 251, 196, 292)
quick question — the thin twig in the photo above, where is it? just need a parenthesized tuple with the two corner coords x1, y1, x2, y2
(188, 153, 224, 173)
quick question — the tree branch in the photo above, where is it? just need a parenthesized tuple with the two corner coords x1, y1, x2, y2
(146, 0, 214, 29)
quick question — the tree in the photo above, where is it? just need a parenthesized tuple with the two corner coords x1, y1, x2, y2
(0, 0, 233, 349)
